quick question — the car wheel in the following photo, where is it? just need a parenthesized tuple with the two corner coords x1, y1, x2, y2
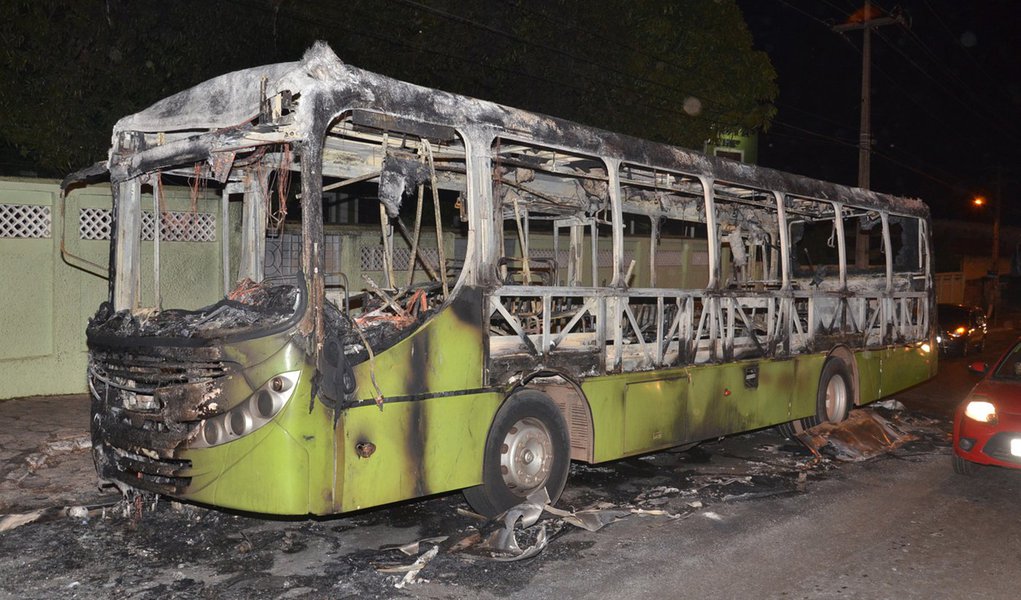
(952, 453, 976, 476)
(463, 389, 571, 517)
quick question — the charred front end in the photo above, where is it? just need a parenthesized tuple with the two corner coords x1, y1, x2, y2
(87, 282, 308, 499)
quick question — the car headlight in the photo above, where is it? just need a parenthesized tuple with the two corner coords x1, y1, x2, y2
(950, 326, 967, 338)
(964, 399, 997, 424)
(936, 335, 943, 343)
(192, 371, 301, 448)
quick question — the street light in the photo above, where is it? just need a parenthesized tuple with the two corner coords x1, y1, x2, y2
(973, 196, 986, 207)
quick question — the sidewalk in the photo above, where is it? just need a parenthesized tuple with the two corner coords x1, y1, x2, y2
(0, 395, 105, 514)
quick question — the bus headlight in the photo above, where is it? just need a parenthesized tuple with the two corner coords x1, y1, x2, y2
(193, 371, 300, 448)
(964, 399, 997, 424)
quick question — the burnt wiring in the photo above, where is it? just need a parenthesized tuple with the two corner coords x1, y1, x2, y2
(423, 140, 449, 298)
(335, 308, 385, 411)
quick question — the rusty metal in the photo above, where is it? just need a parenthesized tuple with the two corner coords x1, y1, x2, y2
(355, 441, 376, 458)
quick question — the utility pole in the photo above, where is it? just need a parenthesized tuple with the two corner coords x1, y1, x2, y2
(992, 165, 1003, 319)
(834, 1, 906, 267)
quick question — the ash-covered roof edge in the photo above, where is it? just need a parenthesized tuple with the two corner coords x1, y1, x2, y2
(112, 41, 927, 218)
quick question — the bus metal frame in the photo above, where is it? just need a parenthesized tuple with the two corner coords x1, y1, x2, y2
(66, 43, 936, 516)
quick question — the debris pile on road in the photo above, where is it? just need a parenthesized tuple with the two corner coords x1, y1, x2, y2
(796, 406, 917, 461)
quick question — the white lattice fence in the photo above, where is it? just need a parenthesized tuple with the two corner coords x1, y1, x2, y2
(0, 203, 51, 239)
(79, 208, 216, 242)
(361, 246, 440, 271)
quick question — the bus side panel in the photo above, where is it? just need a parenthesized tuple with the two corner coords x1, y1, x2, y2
(623, 376, 687, 455)
(585, 356, 819, 463)
(788, 354, 828, 421)
(582, 376, 629, 462)
(335, 291, 490, 511)
(684, 363, 734, 442)
(854, 349, 883, 404)
(687, 359, 809, 437)
(717, 360, 796, 431)
(347, 292, 486, 402)
(338, 392, 503, 512)
(879, 344, 935, 399)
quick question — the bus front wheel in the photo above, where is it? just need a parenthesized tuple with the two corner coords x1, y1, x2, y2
(463, 389, 571, 518)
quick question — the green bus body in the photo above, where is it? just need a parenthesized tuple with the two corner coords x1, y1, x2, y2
(163, 303, 933, 515)
(75, 44, 936, 516)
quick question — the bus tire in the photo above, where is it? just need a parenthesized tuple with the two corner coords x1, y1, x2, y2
(812, 357, 852, 426)
(777, 357, 852, 437)
(463, 389, 571, 518)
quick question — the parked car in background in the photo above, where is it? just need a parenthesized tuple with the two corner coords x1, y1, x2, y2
(937, 304, 987, 356)
(952, 339, 1021, 475)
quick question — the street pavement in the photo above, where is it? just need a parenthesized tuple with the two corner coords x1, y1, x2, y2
(0, 395, 99, 514)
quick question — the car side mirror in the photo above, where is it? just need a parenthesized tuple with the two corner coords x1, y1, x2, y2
(968, 361, 988, 375)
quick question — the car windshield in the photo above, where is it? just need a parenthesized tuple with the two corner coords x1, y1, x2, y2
(938, 305, 969, 327)
(992, 342, 1021, 381)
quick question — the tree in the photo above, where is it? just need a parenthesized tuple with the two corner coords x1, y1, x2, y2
(0, 0, 776, 175)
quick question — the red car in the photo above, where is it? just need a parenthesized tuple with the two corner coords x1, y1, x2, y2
(953, 340, 1021, 475)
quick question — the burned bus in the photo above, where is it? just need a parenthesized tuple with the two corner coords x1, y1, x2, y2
(65, 43, 936, 517)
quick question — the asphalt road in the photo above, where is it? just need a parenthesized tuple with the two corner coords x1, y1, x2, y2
(486, 332, 1021, 600)
(1, 333, 1019, 600)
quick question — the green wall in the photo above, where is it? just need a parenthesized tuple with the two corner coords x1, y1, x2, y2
(0, 178, 236, 399)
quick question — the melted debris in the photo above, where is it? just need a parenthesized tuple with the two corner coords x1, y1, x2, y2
(796, 408, 918, 462)
(0, 407, 949, 599)
(88, 280, 299, 340)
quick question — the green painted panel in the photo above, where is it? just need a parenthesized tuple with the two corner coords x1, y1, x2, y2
(685, 360, 795, 439)
(880, 343, 936, 398)
(790, 354, 826, 420)
(0, 239, 53, 360)
(338, 391, 503, 512)
(581, 376, 628, 462)
(624, 376, 687, 454)
(587, 355, 825, 463)
(349, 303, 484, 402)
(182, 422, 312, 514)
(855, 349, 883, 404)
(739, 359, 797, 428)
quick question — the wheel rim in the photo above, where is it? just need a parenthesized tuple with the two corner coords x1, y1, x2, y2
(499, 417, 554, 495)
(825, 374, 848, 422)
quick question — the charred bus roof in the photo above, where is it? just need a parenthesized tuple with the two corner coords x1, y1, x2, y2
(68, 42, 926, 219)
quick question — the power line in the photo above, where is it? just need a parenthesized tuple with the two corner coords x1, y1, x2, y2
(771, 118, 969, 192)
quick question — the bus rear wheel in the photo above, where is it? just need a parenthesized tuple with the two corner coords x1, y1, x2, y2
(463, 389, 570, 518)
(778, 357, 852, 438)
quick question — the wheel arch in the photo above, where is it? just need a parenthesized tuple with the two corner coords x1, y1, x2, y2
(516, 370, 594, 463)
(825, 344, 861, 407)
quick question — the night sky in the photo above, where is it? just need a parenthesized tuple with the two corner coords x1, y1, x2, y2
(738, 0, 1021, 224)
(3, 0, 1017, 226)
